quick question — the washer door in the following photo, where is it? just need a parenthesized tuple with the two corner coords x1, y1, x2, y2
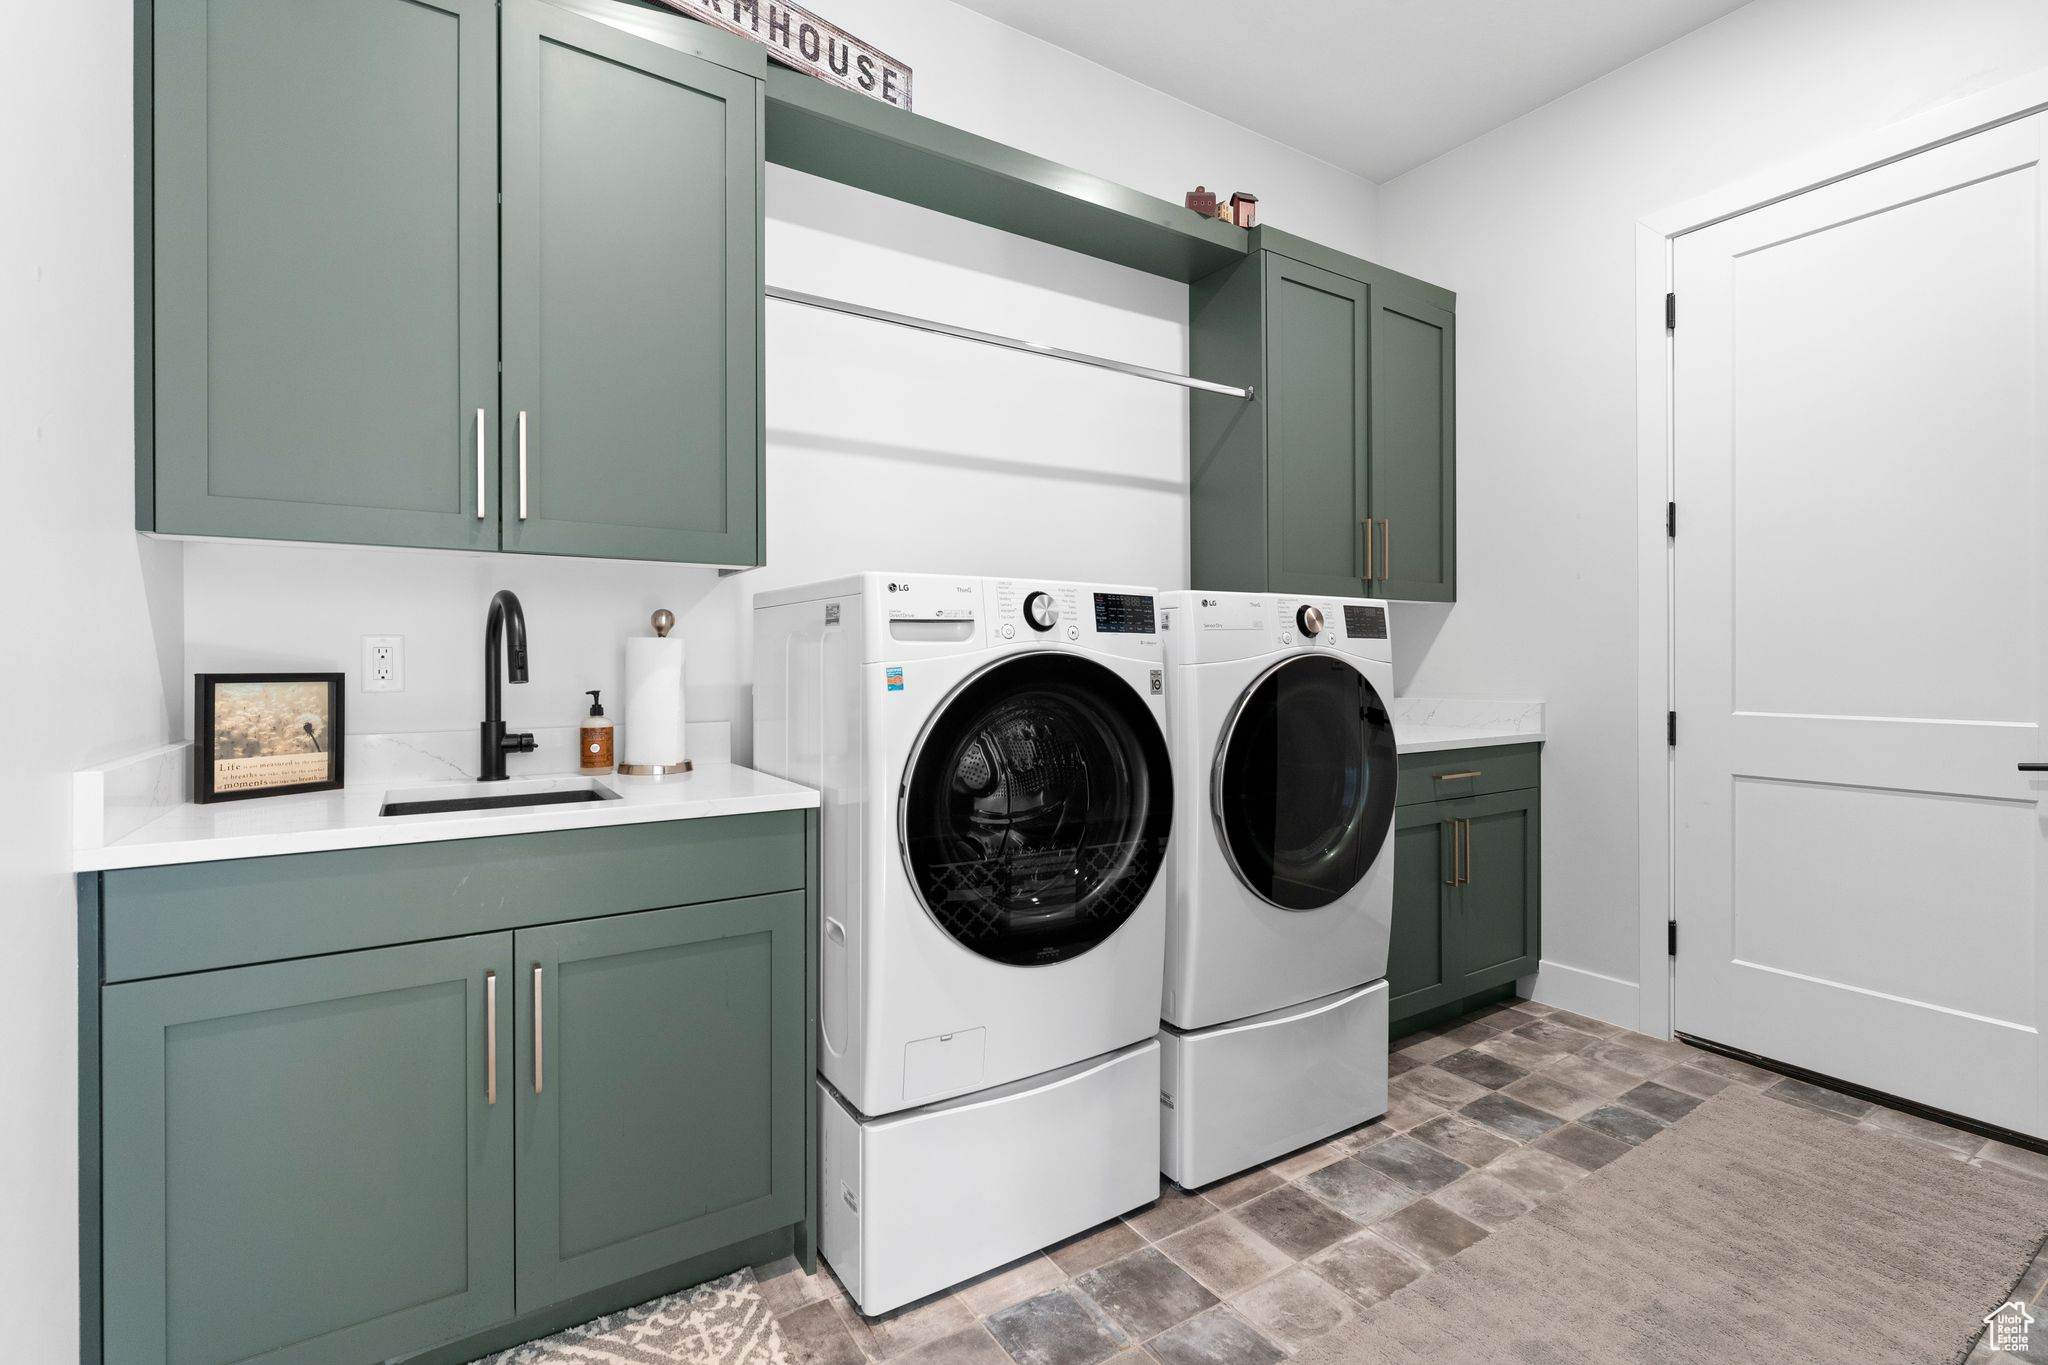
(1213, 655, 1397, 911)
(900, 653, 1173, 967)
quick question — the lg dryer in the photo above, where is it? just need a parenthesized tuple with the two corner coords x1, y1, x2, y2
(1156, 592, 1400, 1188)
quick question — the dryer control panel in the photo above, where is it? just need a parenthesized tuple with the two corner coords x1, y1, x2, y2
(1160, 591, 1392, 664)
(987, 579, 1161, 658)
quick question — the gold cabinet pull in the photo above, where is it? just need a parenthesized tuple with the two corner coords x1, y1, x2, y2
(1435, 770, 1482, 782)
(1379, 518, 1391, 580)
(485, 970, 497, 1106)
(517, 411, 531, 521)
(1359, 517, 1374, 582)
(533, 963, 545, 1095)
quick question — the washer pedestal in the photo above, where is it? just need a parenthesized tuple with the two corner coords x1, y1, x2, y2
(819, 1040, 1159, 1317)
(1159, 981, 1388, 1189)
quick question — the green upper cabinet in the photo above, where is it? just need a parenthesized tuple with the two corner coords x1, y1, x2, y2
(514, 892, 806, 1309)
(1190, 230, 1457, 603)
(144, 0, 500, 550)
(499, 0, 763, 564)
(1368, 288, 1457, 602)
(140, 0, 765, 566)
(101, 933, 516, 1365)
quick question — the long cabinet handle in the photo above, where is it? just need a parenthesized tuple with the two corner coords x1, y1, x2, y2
(1379, 519, 1391, 580)
(475, 409, 487, 520)
(533, 963, 545, 1095)
(1360, 518, 1374, 583)
(485, 970, 497, 1106)
(1435, 770, 1483, 782)
(517, 411, 530, 521)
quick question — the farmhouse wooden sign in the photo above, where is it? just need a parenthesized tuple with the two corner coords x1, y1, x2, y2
(652, 0, 913, 109)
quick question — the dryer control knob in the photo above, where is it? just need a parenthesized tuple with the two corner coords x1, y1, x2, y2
(1023, 591, 1059, 632)
(1297, 605, 1325, 638)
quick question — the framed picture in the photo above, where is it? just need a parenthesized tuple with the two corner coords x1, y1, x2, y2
(194, 673, 346, 803)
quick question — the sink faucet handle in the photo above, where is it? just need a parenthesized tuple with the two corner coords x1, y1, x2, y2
(503, 732, 538, 755)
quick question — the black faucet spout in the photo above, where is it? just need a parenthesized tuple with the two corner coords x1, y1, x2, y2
(481, 589, 536, 781)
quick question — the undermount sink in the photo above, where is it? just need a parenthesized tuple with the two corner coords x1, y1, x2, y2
(379, 779, 621, 818)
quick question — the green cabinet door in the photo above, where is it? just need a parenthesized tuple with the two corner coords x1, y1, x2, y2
(1388, 804, 1457, 1022)
(1264, 254, 1372, 597)
(500, 0, 764, 565)
(1368, 290, 1456, 603)
(147, 0, 498, 550)
(101, 933, 515, 1365)
(514, 892, 806, 1309)
(1448, 789, 1542, 995)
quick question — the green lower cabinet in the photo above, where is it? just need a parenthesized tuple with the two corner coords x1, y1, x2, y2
(1448, 790, 1541, 996)
(515, 893, 807, 1309)
(101, 933, 516, 1365)
(1388, 806, 1458, 1022)
(1388, 749, 1542, 1032)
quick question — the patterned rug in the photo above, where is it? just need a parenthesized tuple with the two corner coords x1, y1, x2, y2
(475, 1271, 790, 1365)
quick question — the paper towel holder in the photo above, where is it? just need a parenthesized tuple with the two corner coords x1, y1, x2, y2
(619, 608, 694, 776)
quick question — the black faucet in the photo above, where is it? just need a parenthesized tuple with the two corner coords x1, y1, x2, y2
(480, 589, 537, 781)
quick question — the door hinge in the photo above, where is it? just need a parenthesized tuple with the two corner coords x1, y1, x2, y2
(1667, 921, 1678, 956)
(1665, 292, 1676, 331)
(1667, 711, 1677, 747)
(1666, 501, 1676, 539)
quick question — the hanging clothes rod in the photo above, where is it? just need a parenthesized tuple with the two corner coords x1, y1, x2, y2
(766, 285, 1255, 401)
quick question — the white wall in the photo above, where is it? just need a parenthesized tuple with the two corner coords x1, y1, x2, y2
(0, 1, 186, 1352)
(184, 0, 1379, 766)
(1373, 0, 2048, 1021)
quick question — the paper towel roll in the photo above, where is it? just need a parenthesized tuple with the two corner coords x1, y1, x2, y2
(623, 635, 686, 767)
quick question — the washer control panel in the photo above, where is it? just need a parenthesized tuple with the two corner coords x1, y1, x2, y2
(987, 580, 1161, 654)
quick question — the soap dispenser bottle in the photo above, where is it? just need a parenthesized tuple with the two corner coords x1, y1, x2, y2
(580, 690, 615, 775)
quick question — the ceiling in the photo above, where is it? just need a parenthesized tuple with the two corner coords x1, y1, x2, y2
(950, 0, 1752, 183)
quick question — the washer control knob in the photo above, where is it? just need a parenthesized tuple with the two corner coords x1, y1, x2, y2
(1023, 591, 1059, 632)
(1297, 605, 1324, 638)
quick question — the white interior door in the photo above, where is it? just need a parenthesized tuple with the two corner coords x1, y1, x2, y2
(1672, 113, 2048, 1137)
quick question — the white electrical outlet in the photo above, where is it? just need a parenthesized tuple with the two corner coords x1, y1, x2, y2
(362, 635, 405, 692)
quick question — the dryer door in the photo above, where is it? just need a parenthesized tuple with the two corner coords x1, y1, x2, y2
(900, 653, 1173, 967)
(1214, 656, 1397, 911)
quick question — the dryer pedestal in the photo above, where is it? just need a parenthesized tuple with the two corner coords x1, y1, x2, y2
(1159, 980, 1388, 1189)
(819, 1039, 1160, 1317)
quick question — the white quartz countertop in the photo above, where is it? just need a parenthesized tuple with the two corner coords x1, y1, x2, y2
(1392, 698, 1546, 755)
(75, 762, 818, 872)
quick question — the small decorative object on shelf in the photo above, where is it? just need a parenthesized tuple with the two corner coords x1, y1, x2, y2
(650, 0, 913, 108)
(194, 673, 345, 803)
(1184, 185, 1219, 218)
(1230, 191, 1259, 228)
(1214, 201, 1236, 225)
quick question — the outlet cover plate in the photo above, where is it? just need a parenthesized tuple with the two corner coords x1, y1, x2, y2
(362, 635, 405, 692)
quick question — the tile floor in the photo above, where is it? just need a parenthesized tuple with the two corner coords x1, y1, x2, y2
(751, 998, 2048, 1364)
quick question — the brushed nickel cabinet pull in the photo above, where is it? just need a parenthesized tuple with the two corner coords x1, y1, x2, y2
(485, 970, 497, 1106)
(1379, 519, 1391, 580)
(532, 963, 544, 1095)
(517, 411, 530, 521)
(1435, 770, 1483, 782)
(1360, 518, 1374, 582)
(475, 409, 487, 520)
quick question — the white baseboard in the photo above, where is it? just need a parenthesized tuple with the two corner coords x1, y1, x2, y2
(1516, 960, 1645, 1036)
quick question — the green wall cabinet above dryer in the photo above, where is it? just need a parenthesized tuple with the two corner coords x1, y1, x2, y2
(1189, 229, 1456, 603)
(139, 0, 765, 566)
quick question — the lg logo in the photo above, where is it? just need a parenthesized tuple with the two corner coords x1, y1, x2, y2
(886, 582, 909, 593)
